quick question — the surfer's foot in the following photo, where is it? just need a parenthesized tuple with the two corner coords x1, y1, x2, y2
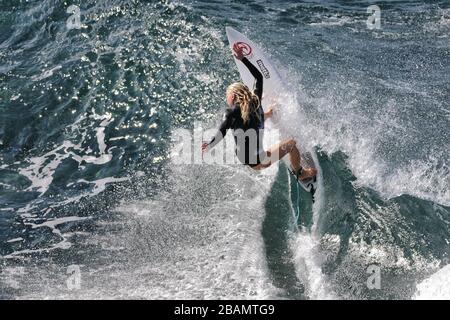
(295, 167, 317, 181)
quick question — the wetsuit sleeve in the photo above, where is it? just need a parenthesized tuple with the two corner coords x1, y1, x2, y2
(241, 57, 263, 101)
(207, 109, 233, 150)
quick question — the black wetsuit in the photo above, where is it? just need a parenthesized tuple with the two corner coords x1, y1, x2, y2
(207, 57, 265, 166)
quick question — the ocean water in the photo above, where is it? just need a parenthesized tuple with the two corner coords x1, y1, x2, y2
(0, 0, 449, 299)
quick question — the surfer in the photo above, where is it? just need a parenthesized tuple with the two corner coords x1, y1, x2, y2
(202, 43, 317, 181)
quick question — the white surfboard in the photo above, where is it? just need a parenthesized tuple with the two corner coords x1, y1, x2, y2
(225, 27, 318, 199)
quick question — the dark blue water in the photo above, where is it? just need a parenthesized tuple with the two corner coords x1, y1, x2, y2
(0, 0, 449, 299)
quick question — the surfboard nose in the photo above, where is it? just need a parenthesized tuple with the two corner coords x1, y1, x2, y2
(225, 26, 237, 38)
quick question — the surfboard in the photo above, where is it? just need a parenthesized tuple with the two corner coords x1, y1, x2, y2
(225, 27, 318, 200)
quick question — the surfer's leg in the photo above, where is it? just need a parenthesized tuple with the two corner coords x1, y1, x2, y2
(287, 139, 301, 171)
(280, 139, 315, 180)
(281, 140, 317, 180)
(290, 144, 317, 181)
(250, 138, 296, 170)
(255, 139, 317, 180)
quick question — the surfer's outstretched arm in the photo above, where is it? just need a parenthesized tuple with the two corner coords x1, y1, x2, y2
(264, 107, 273, 119)
(202, 109, 233, 152)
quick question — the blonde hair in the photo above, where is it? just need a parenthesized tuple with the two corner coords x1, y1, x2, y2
(227, 82, 260, 124)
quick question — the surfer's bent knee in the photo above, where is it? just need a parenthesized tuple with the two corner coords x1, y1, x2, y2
(284, 138, 296, 151)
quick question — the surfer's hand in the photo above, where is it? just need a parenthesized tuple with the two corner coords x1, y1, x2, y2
(265, 107, 274, 119)
(201, 142, 209, 153)
(233, 43, 245, 60)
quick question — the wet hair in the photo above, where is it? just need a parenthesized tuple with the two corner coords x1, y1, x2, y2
(227, 82, 260, 124)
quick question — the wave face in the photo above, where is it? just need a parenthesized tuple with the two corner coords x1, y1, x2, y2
(1, 0, 449, 299)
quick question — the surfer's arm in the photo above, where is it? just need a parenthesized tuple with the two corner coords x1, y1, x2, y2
(204, 109, 233, 151)
(264, 107, 273, 119)
(241, 57, 263, 101)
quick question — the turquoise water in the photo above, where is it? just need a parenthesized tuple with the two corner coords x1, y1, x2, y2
(0, 0, 449, 299)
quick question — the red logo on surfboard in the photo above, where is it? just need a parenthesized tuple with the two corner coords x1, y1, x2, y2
(235, 42, 253, 58)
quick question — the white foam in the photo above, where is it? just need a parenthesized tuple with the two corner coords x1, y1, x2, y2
(289, 83, 450, 207)
(0, 182, 14, 190)
(414, 264, 450, 300)
(309, 15, 355, 27)
(288, 161, 337, 299)
(347, 236, 438, 272)
(28, 216, 91, 235)
(17, 113, 115, 196)
(69, 138, 279, 299)
(424, 8, 450, 34)
(264, 67, 336, 299)
(31, 65, 62, 81)
(291, 233, 337, 299)
(14, 155, 280, 298)
(72, 176, 129, 196)
(2, 216, 92, 259)
(18, 143, 68, 195)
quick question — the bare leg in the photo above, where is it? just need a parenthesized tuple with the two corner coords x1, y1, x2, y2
(252, 138, 317, 180)
(287, 140, 302, 173)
